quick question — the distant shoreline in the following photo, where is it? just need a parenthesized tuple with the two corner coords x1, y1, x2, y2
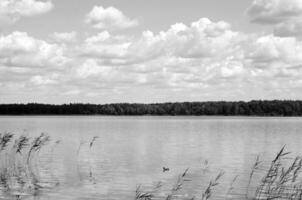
(0, 115, 301, 118)
(1, 100, 302, 116)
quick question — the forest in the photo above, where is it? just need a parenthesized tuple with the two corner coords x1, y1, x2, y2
(0, 100, 302, 116)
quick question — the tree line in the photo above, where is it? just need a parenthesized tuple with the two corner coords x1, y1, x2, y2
(0, 100, 302, 116)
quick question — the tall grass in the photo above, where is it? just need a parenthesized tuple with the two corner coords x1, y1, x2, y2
(135, 185, 154, 200)
(165, 168, 190, 200)
(246, 155, 261, 199)
(255, 146, 302, 200)
(201, 171, 225, 200)
(76, 136, 99, 183)
(225, 175, 239, 199)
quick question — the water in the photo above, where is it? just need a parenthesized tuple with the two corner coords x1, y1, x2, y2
(0, 116, 302, 200)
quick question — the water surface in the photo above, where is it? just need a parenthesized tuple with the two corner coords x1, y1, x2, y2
(0, 116, 301, 199)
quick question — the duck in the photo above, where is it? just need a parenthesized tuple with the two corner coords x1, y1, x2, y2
(163, 167, 169, 172)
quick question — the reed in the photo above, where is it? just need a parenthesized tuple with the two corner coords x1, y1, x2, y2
(165, 168, 190, 200)
(27, 133, 50, 164)
(0, 133, 14, 151)
(225, 175, 239, 199)
(255, 147, 302, 200)
(14, 135, 30, 154)
(201, 171, 224, 200)
(0, 132, 55, 199)
(135, 185, 154, 200)
(135, 181, 163, 200)
(89, 136, 99, 149)
(246, 155, 261, 199)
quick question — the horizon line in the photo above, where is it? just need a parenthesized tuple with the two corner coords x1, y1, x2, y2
(1, 99, 302, 105)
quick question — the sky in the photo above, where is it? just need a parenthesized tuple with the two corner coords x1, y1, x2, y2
(1, 0, 302, 104)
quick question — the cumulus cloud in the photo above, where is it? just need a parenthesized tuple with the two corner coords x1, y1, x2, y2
(247, 0, 302, 37)
(247, 0, 302, 24)
(2, 15, 302, 102)
(220, 58, 244, 78)
(81, 31, 131, 60)
(76, 59, 112, 79)
(65, 18, 251, 101)
(0, 31, 68, 68)
(85, 6, 138, 30)
(121, 18, 242, 66)
(30, 74, 58, 85)
(247, 34, 302, 64)
(0, 0, 53, 24)
(80, 18, 242, 66)
(0, 32, 72, 100)
(79, 18, 302, 101)
(241, 34, 302, 93)
(274, 20, 302, 37)
(51, 31, 77, 43)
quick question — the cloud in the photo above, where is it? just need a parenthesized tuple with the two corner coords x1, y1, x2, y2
(81, 31, 131, 59)
(247, 0, 302, 24)
(247, 0, 302, 37)
(76, 59, 112, 79)
(140, 18, 241, 60)
(0, 32, 71, 100)
(51, 31, 77, 43)
(85, 6, 138, 30)
(71, 18, 249, 94)
(220, 58, 244, 78)
(68, 18, 250, 100)
(30, 74, 58, 85)
(80, 18, 242, 66)
(2, 16, 302, 103)
(0, 31, 68, 68)
(247, 34, 302, 64)
(0, 0, 53, 24)
(274, 20, 302, 37)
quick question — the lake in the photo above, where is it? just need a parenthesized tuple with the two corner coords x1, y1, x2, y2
(0, 116, 302, 200)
